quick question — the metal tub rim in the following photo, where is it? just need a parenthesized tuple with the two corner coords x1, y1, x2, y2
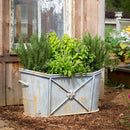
(19, 68, 103, 78)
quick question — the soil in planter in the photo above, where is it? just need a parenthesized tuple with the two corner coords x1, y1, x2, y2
(0, 86, 130, 130)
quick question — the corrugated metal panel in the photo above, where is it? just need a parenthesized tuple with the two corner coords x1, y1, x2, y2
(6, 63, 22, 105)
(19, 68, 103, 117)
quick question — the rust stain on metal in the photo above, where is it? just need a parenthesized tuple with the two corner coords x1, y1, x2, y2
(33, 95, 37, 114)
(43, 82, 46, 89)
(64, 103, 71, 113)
(24, 91, 29, 115)
(25, 99, 29, 114)
(31, 77, 34, 84)
(38, 83, 41, 102)
(32, 71, 36, 75)
(81, 96, 86, 103)
(24, 89, 29, 114)
(23, 77, 27, 83)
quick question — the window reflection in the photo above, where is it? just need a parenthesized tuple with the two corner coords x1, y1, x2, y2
(13, 0, 64, 43)
(14, 0, 38, 42)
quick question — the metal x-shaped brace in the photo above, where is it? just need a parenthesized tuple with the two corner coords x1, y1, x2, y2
(50, 76, 95, 115)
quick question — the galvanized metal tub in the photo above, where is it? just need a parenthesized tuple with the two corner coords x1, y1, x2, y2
(19, 68, 103, 117)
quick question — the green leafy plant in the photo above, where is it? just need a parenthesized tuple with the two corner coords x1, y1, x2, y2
(14, 31, 111, 77)
(105, 27, 130, 62)
(47, 32, 95, 77)
(13, 33, 51, 72)
(83, 32, 110, 71)
(120, 85, 130, 129)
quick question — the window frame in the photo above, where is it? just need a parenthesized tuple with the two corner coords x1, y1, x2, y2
(9, 0, 74, 53)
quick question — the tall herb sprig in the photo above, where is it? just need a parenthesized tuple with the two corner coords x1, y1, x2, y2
(13, 33, 51, 72)
(83, 32, 110, 71)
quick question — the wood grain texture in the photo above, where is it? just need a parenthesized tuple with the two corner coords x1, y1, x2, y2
(6, 63, 22, 105)
(28, 3, 33, 38)
(0, 63, 6, 106)
(75, 0, 81, 38)
(98, 0, 105, 40)
(0, 0, 3, 56)
(3, 0, 9, 55)
(83, 0, 87, 34)
(0, 55, 19, 63)
(86, 0, 98, 37)
(16, 5, 21, 39)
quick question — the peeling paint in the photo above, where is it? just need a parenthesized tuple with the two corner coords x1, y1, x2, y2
(40, 0, 63, 14)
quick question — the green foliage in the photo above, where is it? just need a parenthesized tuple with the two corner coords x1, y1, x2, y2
(105, 27, 130, 62)
(105, 27, 126, 50)
(106, 0, 130, 12)
(47, 32, 95, 77)
(14, 31, 111, 77)
(83, 32, 110, 71)
(120, 86, 130, 129)
(13, 33, 51, 72)
(108, 59, 120, 72)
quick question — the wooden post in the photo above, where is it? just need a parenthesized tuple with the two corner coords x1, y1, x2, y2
(98, 0, 105, 40)
(86, 0, 98, 37)
(3, 0, 10, 55)
(64, 0, 75, 37)
(75, 0, 81, 38)
(0, 63, 6, 106)
(0, 0, 3, 56)
(28, 2, 33, 38)
(16, 5, 21, 39)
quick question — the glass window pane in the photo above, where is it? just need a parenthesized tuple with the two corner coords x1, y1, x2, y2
(14, 0, 38, 43)
(40, 0, 64, 39)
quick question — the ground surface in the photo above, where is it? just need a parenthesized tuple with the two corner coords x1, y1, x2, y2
(0, 86, 130, 130)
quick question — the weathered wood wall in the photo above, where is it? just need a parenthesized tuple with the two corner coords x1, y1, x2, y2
(0, 0, 3, 56)
(0, 0, 22, 106)
(0, 0, 5, 106)
(6, 63, 22, 105)
(0, 63, 5, 106)
(75, 0, 105, 39)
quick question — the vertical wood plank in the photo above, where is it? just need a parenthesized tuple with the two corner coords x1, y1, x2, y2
(6, 63, 23, 105)
(0, 0, 3, 56)
(0, 63, 6, 106)
(3, 0, 9, 55)
(81, 0, 84, 38)
(71, 0, 75, 37)
(75, 0, 81, 38)
(64, 0, 73, 37)
(16, 5, 21, 39)
(98, 0, 105, 40)
(28, 2, 33, 38)
(86, 0, 98, 37)
(83, 0, 87, 34)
